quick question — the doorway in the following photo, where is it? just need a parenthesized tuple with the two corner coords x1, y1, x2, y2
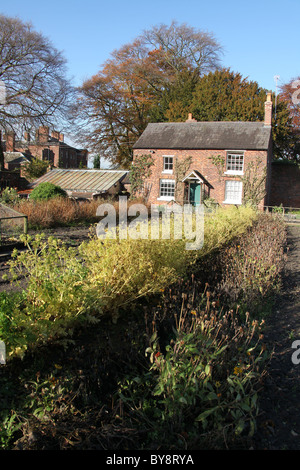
(189, 182, 201, 206)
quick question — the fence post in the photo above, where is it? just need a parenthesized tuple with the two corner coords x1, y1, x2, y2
(24, 216, 28, 235)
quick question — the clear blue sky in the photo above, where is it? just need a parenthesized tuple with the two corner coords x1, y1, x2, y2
(1, 0, 299, 93)
(1, 0, 299, 166)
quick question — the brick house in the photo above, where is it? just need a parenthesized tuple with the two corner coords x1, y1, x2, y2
(132, 93, 273, 208)
(3, 126, 88, 170)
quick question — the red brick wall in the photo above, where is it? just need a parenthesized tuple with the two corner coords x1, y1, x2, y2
(133, 148, 269, 207)
(269, 162, 300, 208)
(0, 170, 27, 190)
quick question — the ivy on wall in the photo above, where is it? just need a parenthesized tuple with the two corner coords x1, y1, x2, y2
(129, 154, 154, 197)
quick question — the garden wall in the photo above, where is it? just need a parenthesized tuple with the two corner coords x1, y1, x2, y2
(269, 161, 300, 208)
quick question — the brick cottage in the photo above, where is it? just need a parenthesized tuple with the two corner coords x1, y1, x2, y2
(133, 93, 273, 209)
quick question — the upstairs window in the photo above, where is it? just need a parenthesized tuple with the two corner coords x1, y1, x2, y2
(163, 156, 174, 173)
(226, 152, 244, 174)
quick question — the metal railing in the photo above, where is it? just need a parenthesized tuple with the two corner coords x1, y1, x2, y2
(0, 203, 28, 241)
(264, 205, 300, 223)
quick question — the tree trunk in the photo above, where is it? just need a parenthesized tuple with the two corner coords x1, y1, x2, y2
(0, 131, 5, 171)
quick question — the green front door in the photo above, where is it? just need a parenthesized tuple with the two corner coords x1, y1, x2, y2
(189, 183, 201, 206)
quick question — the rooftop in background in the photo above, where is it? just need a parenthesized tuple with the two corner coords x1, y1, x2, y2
(3, 126, 88, 170)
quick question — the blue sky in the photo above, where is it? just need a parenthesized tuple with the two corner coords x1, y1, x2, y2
(1, 0, 299, 93)
(1, 0, 299, 165)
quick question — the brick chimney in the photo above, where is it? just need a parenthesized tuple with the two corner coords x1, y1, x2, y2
(51, 130, 60, 141)
(37, 126, 49, 144)
(5, 131, 15, 151)
(59, 133, 64, 142)
(264, 91, 273, 127)
(186, 113, 197, 122)
(24, 131, 30, 142)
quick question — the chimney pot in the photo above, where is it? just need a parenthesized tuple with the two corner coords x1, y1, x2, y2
(186, 113, 197, 122)
(51, 130, 60, 140)
(5, 131, 15, 152)
(264, 92, 272, 127)
(38, 126, 49, 144)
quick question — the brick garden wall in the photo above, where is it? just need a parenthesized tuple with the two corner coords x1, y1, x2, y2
(269, 161, 300, 208)
(0, 170, 28, 190)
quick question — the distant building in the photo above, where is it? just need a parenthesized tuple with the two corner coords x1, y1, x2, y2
(3, 126, 88, 170)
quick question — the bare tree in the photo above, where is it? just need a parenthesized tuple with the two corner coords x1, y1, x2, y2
(73, 22, 223, 168)
(0, 14, 73, 169)
(141, 21, 223, 76)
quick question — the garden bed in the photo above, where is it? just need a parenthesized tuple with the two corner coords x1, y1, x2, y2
(0, 209, 290, 450)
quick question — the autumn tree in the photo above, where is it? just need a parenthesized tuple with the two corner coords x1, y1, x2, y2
(73, 21, 223, 168)
(158, 69, 293, 160)
(0, 14, 73, 170)
(278, 77, 300, 163)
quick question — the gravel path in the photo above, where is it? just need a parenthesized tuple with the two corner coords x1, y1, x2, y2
(253, 224, 300, 449)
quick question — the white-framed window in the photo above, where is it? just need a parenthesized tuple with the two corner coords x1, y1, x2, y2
(224, 180, 243, 204)
(163, 156, 174, 173)
(225, 151, 244, 174)
(159, 179, 175, 200)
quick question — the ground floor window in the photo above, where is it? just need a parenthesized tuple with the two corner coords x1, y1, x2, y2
(224, 180, 243, 204)
(159, 179, 175, 200)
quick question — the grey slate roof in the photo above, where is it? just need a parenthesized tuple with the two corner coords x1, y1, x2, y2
(133, 121, 272, 151)
(4, 152, 30, 164)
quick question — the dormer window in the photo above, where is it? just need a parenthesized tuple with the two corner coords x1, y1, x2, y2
(225, 151, 244, 174)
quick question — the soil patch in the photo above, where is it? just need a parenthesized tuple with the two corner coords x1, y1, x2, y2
(0, 225, 93, 293)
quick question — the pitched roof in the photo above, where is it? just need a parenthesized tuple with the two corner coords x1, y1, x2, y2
(4, 152, 30, 164)
(29, 169, 128, 193)
(133, 121, 272, 151)
(182, 170, 214, 188)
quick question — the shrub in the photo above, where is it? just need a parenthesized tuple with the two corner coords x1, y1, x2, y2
(3, 235, 97, 359)
(118, 294, 268, 449)
(13, 197, 146, 229)
(216, 212, 287, 316)
(23, 157, 48, 181)
(30, 182, 67, 201)
(79, 236, 189, 322)
(13, 198, 99, 229)
(3, 234, 188, 358)
(0, 187, 19, 205)
(2, 206, 258, 359)
(200, 205, 257, 258)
